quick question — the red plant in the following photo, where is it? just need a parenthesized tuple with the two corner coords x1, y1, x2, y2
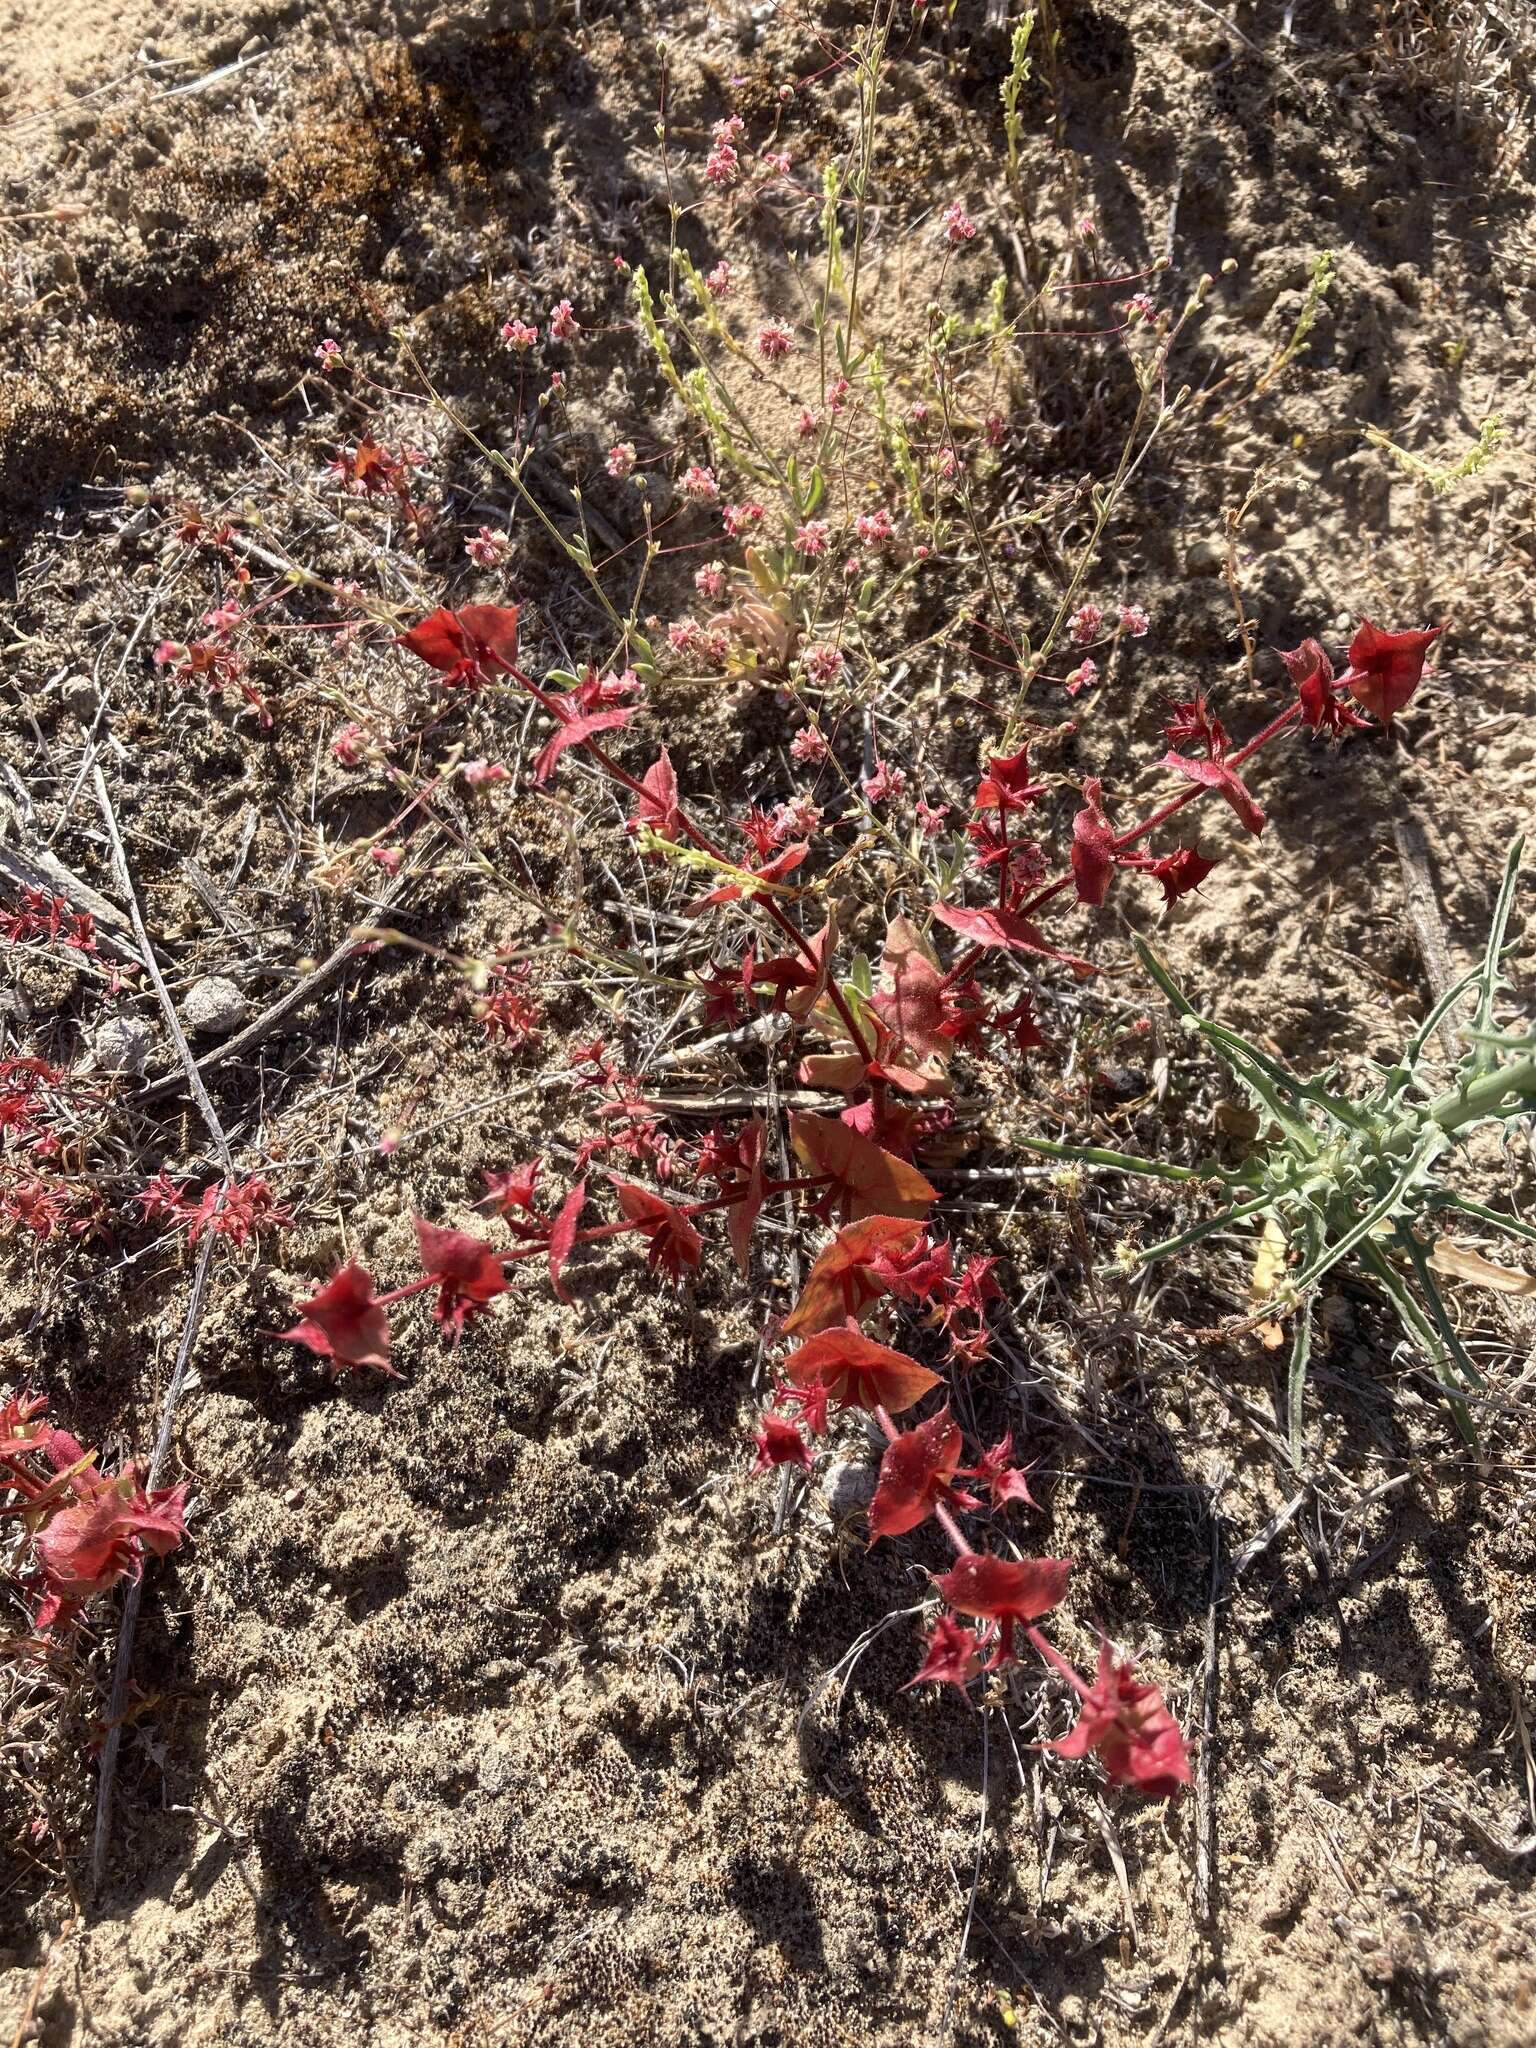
(1041, 1637, 1192, 1797)
(0, 1395, 187, 1631)
(273, 1262, 395, 1378)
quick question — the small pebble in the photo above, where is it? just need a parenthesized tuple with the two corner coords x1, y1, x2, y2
(88, 1013, 155, 1075)
(183, 975, 249, 1035)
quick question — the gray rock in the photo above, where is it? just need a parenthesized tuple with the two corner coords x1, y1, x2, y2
(821, 1458, 878, 1520)
(183, 975, 249, 1036)
(1184, 538, 1224, 578)
(88, 1013, 155, 1075)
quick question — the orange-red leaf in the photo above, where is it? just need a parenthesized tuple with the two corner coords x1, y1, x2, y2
(784, 1328, 942, 1415)
(783, 1215, 924, 1338)
(789, 1112, 936, 1223)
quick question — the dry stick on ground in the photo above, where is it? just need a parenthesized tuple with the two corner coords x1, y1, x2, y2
(89, 762, 233, 1893)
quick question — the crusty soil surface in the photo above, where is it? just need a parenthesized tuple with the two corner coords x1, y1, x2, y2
(2, 2, 1535, 2044)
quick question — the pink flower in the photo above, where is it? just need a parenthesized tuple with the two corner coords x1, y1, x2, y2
(371, 845, 403, 876)
(761, 151, 792, 176)
(1070, 602, 1103, 646)
(706, 143, 739, 186)
(331, 723, 366, 766)
(549, 300, 580, 342)
(668, 620, 700, 653)
(942, 200, 977, 245)
(606, 442, 637, 479)
(680, 464, 719, 502)
(794, 520, 831, 556)
(314, 337, 344, 368)
(936, 447, 960, 481)
(790, 724, 829, 764)
(1119, 603, 1150, 637)
(465, 525, 509, 567)
(500, 317, 538, 352)
(756, 319, 795, 362)
(463, 759, 510, 789)
(775, 795, 822, 840)
(984, 411, 1007, 446)
(916, 797, 950, 837)
(862, 759, 906, 804)
(796, 407, 821, 440)
(722, 501, 764, 537)
(1076, 215, 1096, 239)
(712, 115, 746, 146)
(694, 560, 727, 600)
(855, 508, 893, 547)
(1121, 293, 1156, 323)
(1065, 658, 1098, 697)
(802, 642, 844, 684)
(705, 261, 733, 298)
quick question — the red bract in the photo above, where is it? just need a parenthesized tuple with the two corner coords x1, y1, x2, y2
(413, 1218, 508, 1335)
(629, 750, 684, 843)
(1045, 1639, 1192, 1798)
(751, 1410, 812, 1474)
(784, 1215, 925, 1338)
(717, 1117, 768, 1275)
(905, 1614, 987, 1691)
(1162, 694, 1228, 754)
(789, 1113, 936, 1224)
(1281, 637, 1371, 739)
(398, 604, 521, 690)
(546, 1180, 588, 1303)
(1147, 845, 1217, 903)
(784, 1328, 943, 1416)
(869, 1407, 978, 1539)
(481, 1159, 544, 1219)
(610, 1177, 703, 1284)
(1160, 750, 1266, 836)
(974, 747, 1045, 815)
(1070, 778, 1117, 907)
(870, 917, 953, 1067)
(688, 841, 808, 910)
(931, 901, 1094, 975)
(532, 695, 633, 787)
(1341, 619, 1442, 727)
(273, 1261, 395, 1377)
(33, 1470, 188, 1625)
(962, 1432, 1039, 1511)
(935, 1553, 1073, 1650)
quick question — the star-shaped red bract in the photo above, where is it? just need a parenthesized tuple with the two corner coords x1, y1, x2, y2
(1045, 1639, 1192, 1798)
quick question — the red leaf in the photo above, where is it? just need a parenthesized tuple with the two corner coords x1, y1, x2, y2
(783, 1215, 925, 1338)
(609, 1176, 703, 1284)
(961, 1431, 1038, 1511)
(935, 1552, 1072, 1628)
(974, 747, 1045, 815)
(1281, 637, 1370, 739)
(789, 1113, 937, 1224)
(905, 1614, 987, 1691)
(688, 841, 808, 910)
(931, 901, 1095, 975)
(869, 1406, 972, 1539)
(1147, 845, 1217, 903)
(1161, 751, 1266, 836)
(1070, 777, 1117, 906)
(629, 748, 683, 842)
(272, 1261, 395, 1377)
(751, 1410, 812, 1474)
(725, 1117, 768, 1277)
(1045, 1638, 1192, 1798)
(414, 1217, 508, 1335)
(547, 1179, 587, 1303)
(870, 916, 951, 1065)
(1341, 618, 1442, 727)
(397, 604, 520, 689)
(532, 704, 631, 786)
(784, 1328, 943, 1416)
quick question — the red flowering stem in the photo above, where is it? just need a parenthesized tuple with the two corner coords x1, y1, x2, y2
(940, 700, 1305, 990)
(507, 664, 877, 1065)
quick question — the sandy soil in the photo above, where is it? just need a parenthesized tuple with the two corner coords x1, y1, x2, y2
(2, 1, 1535, 2044)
